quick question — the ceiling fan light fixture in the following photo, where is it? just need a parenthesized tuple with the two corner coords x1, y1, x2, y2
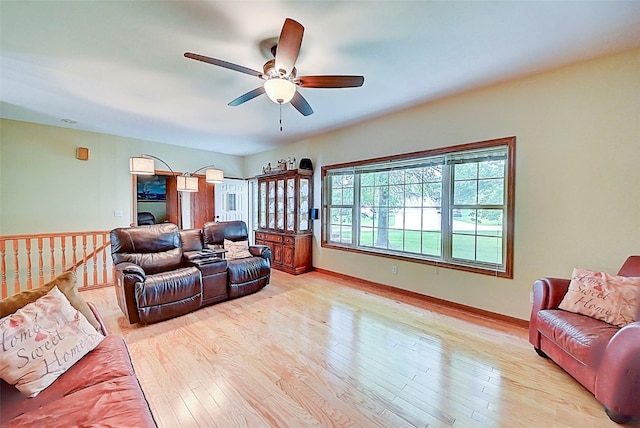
(264, 78, 296, 104)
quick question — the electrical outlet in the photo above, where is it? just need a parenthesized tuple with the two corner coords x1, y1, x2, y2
(529, 291, 534, 304)
(392, 265, 398, 274)
(114, 210, 123, 217)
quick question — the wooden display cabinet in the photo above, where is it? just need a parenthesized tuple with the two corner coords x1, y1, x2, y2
(255, 168, 312, 274)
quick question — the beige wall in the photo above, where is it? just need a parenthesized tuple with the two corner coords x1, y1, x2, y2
(0, 120, 244, 235)
(245, 47, 640, 321)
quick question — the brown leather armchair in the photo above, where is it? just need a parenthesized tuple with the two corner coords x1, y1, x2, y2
(111, 223, 202, 324)
(529, 256, 640, 424)
(136, 211, 156, 225)
(202, 220, 271, 298)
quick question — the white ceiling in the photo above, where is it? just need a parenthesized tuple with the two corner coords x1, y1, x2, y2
(2, 1, 640, 156)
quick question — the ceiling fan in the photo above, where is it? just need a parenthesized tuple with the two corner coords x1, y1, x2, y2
(184, 18, 364, 117)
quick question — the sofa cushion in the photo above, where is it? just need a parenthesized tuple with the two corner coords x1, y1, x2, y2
(0, 271, 101, 331)
(135, 267, 202, 307)
(134, 267, 202, 324)
(203, 220, 248, 245)
(0, 287, 104, 397)
(111, 224, 183, 275)
(3, 375, 156, 427)
(179, 228, 204, 252)
(114, 247, 183, 275)
(537, 309, 618, 366)
(111, 223, 180, 253)
(227, 257, 270, 285)
(559, 268, 640, 327)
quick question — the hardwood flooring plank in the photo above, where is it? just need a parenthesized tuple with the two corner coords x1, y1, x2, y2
(80, 270, 639, 427)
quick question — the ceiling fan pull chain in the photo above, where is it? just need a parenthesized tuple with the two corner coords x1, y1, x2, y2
(279, 103, 283, 132)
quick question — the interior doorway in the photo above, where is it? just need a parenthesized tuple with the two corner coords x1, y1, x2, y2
(133, 172, 215, 229)
(133, 171, 179, 226)
(214, 178, 249, 224)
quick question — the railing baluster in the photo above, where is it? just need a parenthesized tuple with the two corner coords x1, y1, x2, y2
(61, 236, 67, 273)
(1, 240, 7, 297)
(13, 239, 20, 295)
(102, 233, 108, 284)
(92, 233, 98, 286)
(71, 235, 78, 280)
(26, 238, 32, 289)
(82, 234, 88, 287)
(49, 237, 55, 281)
(38, 237, 44, 286)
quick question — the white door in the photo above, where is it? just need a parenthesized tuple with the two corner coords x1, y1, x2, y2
(215, 179, 249, 224)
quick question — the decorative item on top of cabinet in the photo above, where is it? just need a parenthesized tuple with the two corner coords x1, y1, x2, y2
(255, 168, 312, 274)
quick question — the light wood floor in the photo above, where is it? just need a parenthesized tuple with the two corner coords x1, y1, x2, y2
(82, 270, 638, 428)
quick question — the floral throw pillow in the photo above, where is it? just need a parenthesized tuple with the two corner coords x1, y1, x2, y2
(223, 239, 252, 260)
(0, 286, 104, 397)
(558, 268, 640, 327)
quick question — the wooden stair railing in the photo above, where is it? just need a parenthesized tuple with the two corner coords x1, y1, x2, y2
(0, 230, 114, 298)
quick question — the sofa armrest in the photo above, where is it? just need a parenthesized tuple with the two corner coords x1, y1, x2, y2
(250, 245, 272, 262)
(115, 262, 146, 281)
(114, 262, 145, 324)
(87, 301, 109, 335)
(529, 277, 571, 348)
(533, 277, 570, 311)
(595, 322, 640, 414)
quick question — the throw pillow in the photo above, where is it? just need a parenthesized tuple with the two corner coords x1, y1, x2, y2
(0, 271, 101, 332)
(0, 286, 105, 397)
(558, 268, 640, 327)
(223, 239, 252, 260)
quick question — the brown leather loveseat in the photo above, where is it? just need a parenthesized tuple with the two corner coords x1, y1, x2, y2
(529, 256, 640, 424)
(110, 221, 271, 325)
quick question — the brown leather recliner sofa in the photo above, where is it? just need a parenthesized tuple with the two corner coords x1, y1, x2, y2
(529, 256, 640, 424)
(110, 221, 271, 325)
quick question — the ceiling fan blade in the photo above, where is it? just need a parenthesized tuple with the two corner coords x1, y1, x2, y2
(228, 87, 265, 106)
(184, 52, 263, 78)
(290, 91, 313, 116)
(275, 18, 304, 76)
(295, 75, 365, 88)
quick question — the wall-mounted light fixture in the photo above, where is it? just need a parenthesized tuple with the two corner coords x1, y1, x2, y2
(128, 154, 224, 192)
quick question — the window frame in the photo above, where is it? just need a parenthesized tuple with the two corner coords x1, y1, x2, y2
(321, 136, 515, 278)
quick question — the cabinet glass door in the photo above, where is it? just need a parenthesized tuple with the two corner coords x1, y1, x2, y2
(259, 181, 267, 228)
(276, 179, 285, 229)
(286, 178, 295, 231)
(268, 180, 275, 229)
(299, 178, 309, 231)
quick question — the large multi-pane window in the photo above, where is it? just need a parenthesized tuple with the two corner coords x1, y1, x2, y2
(322, 137, 515, 277)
